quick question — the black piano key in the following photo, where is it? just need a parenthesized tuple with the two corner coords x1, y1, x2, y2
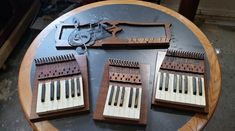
(41, 83, 46, 102)
(193, 77, 197, 95)
(159, 73, 163, 90)
(165, 73, 169, 91)
(134, 88, 139, 108)
(173, 74, 177, 93)
(119, 87, 125, 107)
(65, 80, 69, 98)
(114, 86, 120, 106)
(179, 75, 182, 93)
(198, 77, 203, 96)
(108, 85, 114, 105)
(128, 88, 133, 108)
(76, 78, 81, 96)
(71, 79, 75, 97)
(50, 81, 54, 100)
(184, 76, 188, 94)
(56, 80, 60, 100)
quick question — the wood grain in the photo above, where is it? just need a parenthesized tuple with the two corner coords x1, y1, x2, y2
(93, 63, 148, 125)
(18, 0, 221, 130)
(29, 55, 90, 122)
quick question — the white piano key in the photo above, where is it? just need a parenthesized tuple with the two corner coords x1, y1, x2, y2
(189, 76, 197, 105)
(59, 80, 67, 110)
(45, 82, 51, 112)
(200, 77, 206, 106)
(184, 76, 190, 104)
(51, 81, 58, 111)
(73, 78, 78, 107)
(46, 82, 52, 111)
(65, 79, 73, 108)
(175, 74, 180, 102)
(103, 85, 113, 117)
(64, 79, 71, 109)
(164, 73, 171, 101)
(155, 72, 162, 100)
(195, 77, 201, 105)
(111, 86, 117, 117)
(135, 87, 142, 119)
(177, 75, 184, 103)
(181, 75, 186, 103)
(115, 86, 122, 118)
(125, 87, 131, 119)
(129, 87, 136, 119)
(36, 83, 46, 114)
(155, 72, 166, 101)
(121, 86, 129, 119)
(160, 73, 166, 100)
(78, 76, 85, 107)
(170, 73, 176, 102)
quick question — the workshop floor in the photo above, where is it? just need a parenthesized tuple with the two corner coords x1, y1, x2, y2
(0, 7, 235, 131)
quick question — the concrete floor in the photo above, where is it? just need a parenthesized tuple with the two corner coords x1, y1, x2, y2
(0, 18, 234, 131)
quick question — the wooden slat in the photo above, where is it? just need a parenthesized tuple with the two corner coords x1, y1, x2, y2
(0, 0, 40, 68)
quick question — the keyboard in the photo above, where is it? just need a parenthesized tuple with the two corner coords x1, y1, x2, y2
(152, 50, 208, 113)
(30, 54, 90, 122)
(36, 76, 84, 115)
(93, 58, 148, 125)
(155, 72, 206, 107)
(103, 84, 142, 120)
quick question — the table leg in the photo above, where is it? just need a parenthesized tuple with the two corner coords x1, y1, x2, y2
(178, 0, 200, 21)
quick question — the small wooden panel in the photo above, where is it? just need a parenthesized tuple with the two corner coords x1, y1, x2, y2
(152, 50, 209, 113)
(161, 49, 205, 74)
(30, 55, 90, 122)
(91, 21, 171, 49)
(93, 60, 148, 125)
(55, 21, 171, 49)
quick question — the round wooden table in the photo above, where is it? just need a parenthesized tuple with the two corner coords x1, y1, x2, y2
(18, 0, 221, 130)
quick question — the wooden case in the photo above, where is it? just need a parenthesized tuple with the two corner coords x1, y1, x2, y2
(152, 50, 209, 113)
(30, 54, 90, 122)
(93, 59, 149, 125)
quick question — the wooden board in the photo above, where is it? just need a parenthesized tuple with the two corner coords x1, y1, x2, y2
(93, 62, 148, 125)
(152, 50, 209, 113)
(55, 21, 171, 49)
(29, 55, 90, 122)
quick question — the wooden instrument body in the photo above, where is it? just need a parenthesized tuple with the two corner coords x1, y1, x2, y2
(152, 50, 209, 113)
(93, 59, 149, 125)
(30, 55, 90, 122)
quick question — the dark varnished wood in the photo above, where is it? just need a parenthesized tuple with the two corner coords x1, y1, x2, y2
(93, 61, 148, 125)
(152, 50, 209, 113)
(29, 55, 90, 122)
(55, 21, 171, 49)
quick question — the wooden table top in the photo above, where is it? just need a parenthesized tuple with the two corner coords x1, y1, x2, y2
(18, 0, 221, 130)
